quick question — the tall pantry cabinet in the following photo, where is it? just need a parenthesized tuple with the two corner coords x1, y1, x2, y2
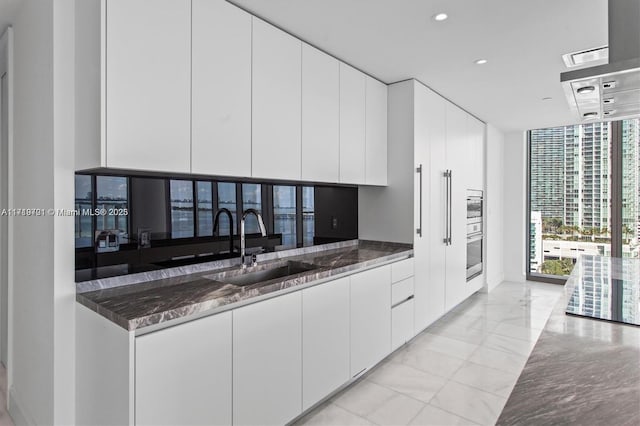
(359, 79, 485, 334)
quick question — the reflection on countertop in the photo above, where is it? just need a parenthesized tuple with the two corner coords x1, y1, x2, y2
(497, 255, 640, 425)
(565, 255, 640, 326)
(76, 239, 413, 332)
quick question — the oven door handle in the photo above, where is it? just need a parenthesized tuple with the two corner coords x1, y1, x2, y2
(467, 233, 483, 243)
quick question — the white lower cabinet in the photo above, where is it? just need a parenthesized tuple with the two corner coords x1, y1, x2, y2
(82, 260, 417, 426)
(391, 269, 415, 350)
(350, 265, 392, 376)
(135, 311, 232, 426)
(302, 277, 350, 410)
(233, 291, 302, 426)
(392, 298, 415, 350)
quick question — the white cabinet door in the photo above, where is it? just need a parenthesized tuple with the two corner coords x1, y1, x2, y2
(445, 101, 471, 311)
(191, 0, 251, 177)
(135, 312, 232, 426)
(392, 299, 415, 350)
(252, 18, 302, 180)
(365, 76, 388, 185)
(233, 292, 302, 426)
(339, 63, 366, 184)
(467, 115, 485, 190)
(350, 265, 391, 376)
(302, 277, 350, 410)
(414, 85, 447, 332)
(106, 0, 191, 173)
(302, 44, 340, 183)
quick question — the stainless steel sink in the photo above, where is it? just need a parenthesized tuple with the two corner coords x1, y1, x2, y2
(206, 261, 319, 287)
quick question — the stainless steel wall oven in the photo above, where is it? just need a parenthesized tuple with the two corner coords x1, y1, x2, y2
(466, 190, 483, 281)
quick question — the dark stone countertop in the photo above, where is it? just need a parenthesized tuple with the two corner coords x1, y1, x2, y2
(497, 256, 640, 425)
(77, 240, 413, 332)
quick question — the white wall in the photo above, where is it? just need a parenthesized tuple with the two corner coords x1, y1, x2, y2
(503, 131, 527, 282)
(485, 124, 505, 291)
(10, 0, 75, 424)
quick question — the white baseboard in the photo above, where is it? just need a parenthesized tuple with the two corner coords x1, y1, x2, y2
(9, 386, 34, 426)
(503, 273, 526, 283)
(486, 273, 505, 291)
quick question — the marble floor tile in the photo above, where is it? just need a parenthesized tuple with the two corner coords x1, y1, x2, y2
(497, 314, 549, 331)
(427, 321, 492, 346)
(409, 404, 479, 426)
(332, 380, 396, 418)
(451, 361, 519, 398)
(491, 322, 542, 342)
(481, 333, 537, 357)
(389, 345, 467, 379)
(410, 333, 479, 360)
(461, 305, 523, 323)
(365, 392, 425, 426)
(467, 346, 528, 375)
(430, 381, 507, 426)
(296, 402, 374, 426)
(294, 281, 560, 426)
(366, 361, 447, 403)
(441, 314, 500, 333)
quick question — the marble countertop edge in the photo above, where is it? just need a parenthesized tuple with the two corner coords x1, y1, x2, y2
(77, 241, 413, 332)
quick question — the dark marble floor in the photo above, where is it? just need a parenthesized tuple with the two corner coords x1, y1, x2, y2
(497, 281, 640, 426)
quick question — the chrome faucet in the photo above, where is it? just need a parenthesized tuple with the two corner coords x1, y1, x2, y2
(240, 208, 267, 268)
(212, 208, 234, 256)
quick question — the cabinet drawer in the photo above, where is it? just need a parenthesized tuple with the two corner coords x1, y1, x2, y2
(391, 258, 414, 283)
(392, 299, 414, 350)
(392, 277, 414, 306)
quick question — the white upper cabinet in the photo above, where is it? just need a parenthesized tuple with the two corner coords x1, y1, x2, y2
(365, 77, 388, 185)
(251, 18, 302, 181)
(339, 63, 367, 185)
(301, 44, 340, 183)
(105, 0, 191, 173)
(191, 0, 251, 177)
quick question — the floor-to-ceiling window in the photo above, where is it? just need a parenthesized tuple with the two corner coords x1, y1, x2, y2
(528, 118, 640, 281)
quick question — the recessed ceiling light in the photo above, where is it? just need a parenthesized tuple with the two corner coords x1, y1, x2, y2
(433, 13, 448, 21)
(604, 110, 616, 116)
(542, 97, 553, 101)
(583, 112, 598, 119)
(474, 59, 488, 65)
(577, 85, 596, 94)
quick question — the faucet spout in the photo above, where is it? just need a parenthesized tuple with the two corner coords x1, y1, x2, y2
(240, 208, 267, 268)
(212, 208, 234, 255)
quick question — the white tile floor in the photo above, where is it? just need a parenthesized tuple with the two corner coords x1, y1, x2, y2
(295, 281, 563, 426)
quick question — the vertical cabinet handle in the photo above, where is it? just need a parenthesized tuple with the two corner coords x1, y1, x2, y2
(443, 170, 449, 244)
(416, 165, 423, 237)
(448, 170, 452, 245)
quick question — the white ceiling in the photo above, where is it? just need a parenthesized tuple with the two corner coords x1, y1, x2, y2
(0, 0, 20, 36)
(230, 0, 608, 133)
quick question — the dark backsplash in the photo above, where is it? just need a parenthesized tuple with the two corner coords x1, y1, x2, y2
(75, 172, 358, 279)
